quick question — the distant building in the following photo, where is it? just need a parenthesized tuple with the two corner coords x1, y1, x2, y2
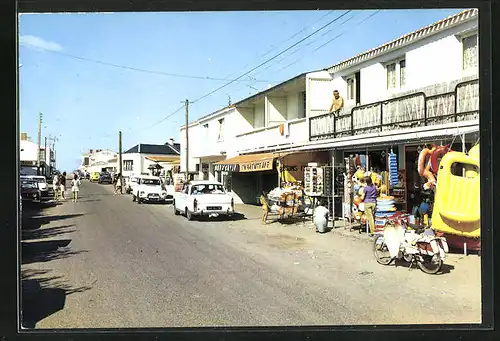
(122, 138, 180, 178)
(80, 149, 118, 174)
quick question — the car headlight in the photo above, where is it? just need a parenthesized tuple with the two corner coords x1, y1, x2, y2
(140, 191, 146, 196)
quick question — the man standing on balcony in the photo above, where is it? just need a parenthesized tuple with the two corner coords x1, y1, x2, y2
(329, 90, 344, 116)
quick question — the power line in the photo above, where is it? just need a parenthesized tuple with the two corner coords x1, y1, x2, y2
(191, 10, 352, 104)
(267, 10, 382, 76)
(32, 48, 278, 83)
(223, 10, 336, 80)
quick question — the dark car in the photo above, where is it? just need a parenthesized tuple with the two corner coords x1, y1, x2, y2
(20, 178, 41, 204)
(98, 172, 113, 184)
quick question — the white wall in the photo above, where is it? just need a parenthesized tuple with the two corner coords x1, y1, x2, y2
(267, 96, 287, 125)
(286, 92, 300, 120)
(330, 19, 478, 106)
(254, 103, 265, 128)
(20, 140, 38, 162)
(180, 125, 201, 173)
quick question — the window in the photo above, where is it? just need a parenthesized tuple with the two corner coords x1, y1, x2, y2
(386, 58, 406, 90)
(346, 77, 355, 100)
(462, 34, 478, 71)
(399, 59, 406, 87)
(299, 91, 306, 118)
(217, 118, 225, 141)
(124, 160, 133, 171)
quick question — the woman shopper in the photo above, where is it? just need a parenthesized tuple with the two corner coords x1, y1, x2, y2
(360, 176, 377, 235)
(71, 174, 81, 202)
(52, 173, 60, 201)
(114, 173, 122, 195)
(60, 172, 67, 199)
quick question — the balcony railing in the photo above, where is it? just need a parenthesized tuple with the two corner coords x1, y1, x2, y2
(309, 79, 479, 140)
(236, 118, 308, 153)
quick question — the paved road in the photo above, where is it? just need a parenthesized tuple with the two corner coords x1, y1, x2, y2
(21, 181, 482, 328)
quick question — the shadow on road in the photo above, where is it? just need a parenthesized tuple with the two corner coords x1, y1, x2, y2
(21, 239, 88, 265)
(22, 225, 76, 241)
(21, 269, 92, 329)
(197, 212, 248, 222)
(26, 214, 84, 229)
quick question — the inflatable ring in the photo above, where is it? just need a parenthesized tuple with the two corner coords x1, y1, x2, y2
(418, 147, 432, 176)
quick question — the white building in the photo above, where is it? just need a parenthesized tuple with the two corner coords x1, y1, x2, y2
(81, 149, 119, 174)
(122, 139, 180, 178)
(20, 137, 55, 176)
(181, 9, 479, 205)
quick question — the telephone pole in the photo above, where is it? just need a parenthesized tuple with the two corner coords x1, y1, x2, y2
(118, 131, 123, 194)
(37, 113, 43, 167)
(182, 99, 192, 181)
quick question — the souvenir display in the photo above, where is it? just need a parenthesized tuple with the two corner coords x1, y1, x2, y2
(304, 166, 325, 197)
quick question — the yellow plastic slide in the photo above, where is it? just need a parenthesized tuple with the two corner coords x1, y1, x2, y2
(431, 147, 480, 238)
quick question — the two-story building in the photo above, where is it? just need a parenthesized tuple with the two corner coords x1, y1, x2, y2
(20, 133, 55, 177)
(203, 9, 479, 212)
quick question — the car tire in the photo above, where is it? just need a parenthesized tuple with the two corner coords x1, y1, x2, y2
(173, 202, 180, 215)
(186, 208, 193, 221)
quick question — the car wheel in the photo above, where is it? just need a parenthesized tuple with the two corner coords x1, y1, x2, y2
(173, 202, 180, 215)
(186, 208, 193, 221)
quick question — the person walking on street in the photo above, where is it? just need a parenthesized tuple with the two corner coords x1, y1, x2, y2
(71, 174, 81, 202)
(60, 172, 67, 199)
(52, 173, 60, 201)
(114, 173, 122, 195)
(360, 176, 377, 235)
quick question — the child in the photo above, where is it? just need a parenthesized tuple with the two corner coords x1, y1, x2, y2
(71, 174, 81, 202)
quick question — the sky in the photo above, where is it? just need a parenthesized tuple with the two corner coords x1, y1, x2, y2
(19, 9, 464, 171)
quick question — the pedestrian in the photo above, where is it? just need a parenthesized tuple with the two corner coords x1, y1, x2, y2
(361, 176, 377, 235)
(114, 172, 122, 195)
(52, 173, 60, 201)
(71, 174, 81, 202)
(60, 172, 67, 199)
(328, 90, 344, 116)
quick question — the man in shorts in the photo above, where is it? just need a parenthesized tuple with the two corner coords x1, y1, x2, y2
(60, 172, 67, 199)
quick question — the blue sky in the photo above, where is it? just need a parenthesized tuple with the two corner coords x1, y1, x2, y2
(19, 9, 464, 171)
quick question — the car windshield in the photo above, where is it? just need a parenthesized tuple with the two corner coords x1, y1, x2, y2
(21, 180, 38, 189)
(191, 184, 225, 195)
(142, 179, 160, 186)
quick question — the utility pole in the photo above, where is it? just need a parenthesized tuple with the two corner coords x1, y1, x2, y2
(44, 136, 48, 176)
(182, 99, 191, 181)
(37, 113, 43, 167)
(118, 131, 123, 194)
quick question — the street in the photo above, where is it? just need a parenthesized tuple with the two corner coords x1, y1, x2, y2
(21, 181, 482, 328)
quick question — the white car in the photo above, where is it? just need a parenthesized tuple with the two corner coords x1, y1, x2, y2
(22, 175, 50, 200)
(173, 180, 234, 220)
(132, 175, 168, 204)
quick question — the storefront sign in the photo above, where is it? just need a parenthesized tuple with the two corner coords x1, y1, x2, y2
(214, 163, 239, 172)
(240, 159, 273, 172)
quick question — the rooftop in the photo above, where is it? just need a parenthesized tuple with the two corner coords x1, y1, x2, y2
(325, 8, 478, 73)
(125, 142, 180, 155)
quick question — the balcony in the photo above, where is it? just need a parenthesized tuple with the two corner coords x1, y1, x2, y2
(309, 79, 479, 140)
(236, 118, 308, 153)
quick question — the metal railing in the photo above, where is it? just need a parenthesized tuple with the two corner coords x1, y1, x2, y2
(309, 79, 479, 140)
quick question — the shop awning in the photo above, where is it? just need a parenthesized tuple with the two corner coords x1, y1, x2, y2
(214, 152, 292, 172)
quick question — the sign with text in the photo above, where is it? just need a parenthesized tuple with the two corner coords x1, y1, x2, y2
(214, 163, 239, 172)
(240, 159, 273, 172)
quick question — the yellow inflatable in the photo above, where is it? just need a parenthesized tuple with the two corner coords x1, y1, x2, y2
(431, 150, 480, 238)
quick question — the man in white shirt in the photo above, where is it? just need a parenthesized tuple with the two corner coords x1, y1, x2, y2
(313, 201, 330, 234)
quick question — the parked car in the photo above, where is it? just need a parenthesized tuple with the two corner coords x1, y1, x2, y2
(20, 178, 41, 204)
(98, 172, 113, 184)
(132, 175, 168, 204)
(23, 175, 52, 201)
(173, 180, 234, 221)
(90, 172, 100, 182)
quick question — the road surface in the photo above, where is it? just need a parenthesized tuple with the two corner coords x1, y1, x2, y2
(21, 181, 482, 328)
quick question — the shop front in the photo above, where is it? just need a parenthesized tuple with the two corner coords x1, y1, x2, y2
(214, 152, 278, 204)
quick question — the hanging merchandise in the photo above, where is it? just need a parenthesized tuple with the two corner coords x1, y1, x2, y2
(304, 166, 325, 197)
(388, 151, 398, 186)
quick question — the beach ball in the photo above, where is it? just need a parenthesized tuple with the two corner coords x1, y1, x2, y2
(352, 206, 359, 213)
(358, 202, 365, 212)
(353, 196, 362, 206)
